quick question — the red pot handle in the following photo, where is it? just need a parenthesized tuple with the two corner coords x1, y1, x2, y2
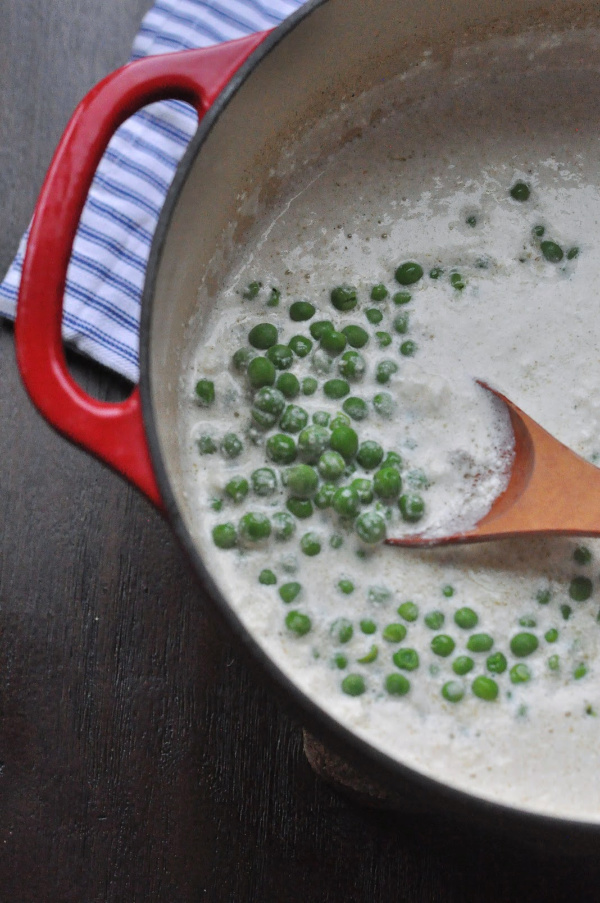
(15, 32, 269, 510)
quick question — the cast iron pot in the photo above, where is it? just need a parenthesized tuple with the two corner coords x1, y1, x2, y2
(14, 0, 600, 848)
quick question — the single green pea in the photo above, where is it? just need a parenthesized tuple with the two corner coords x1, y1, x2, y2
(540, 240, 563, 263)
(382, 623, 407, 643)
(373, 392, 395, 418)
(452, 656, 474, 676)
(442, 681, 465, 703)
(272, 511, 296, 541)
(487, 652, 508, 674)
(567, 246, 579, 260)
(393, 312, 409, 335)
(232, 347, 257, 372)
(375, 331, 392, 348)
(330, 424, 359, 460)
(355, 511, 386, 544)
(393, 648, 420, 671)
(395, 261, 423, 285)
(536, 588, 551, 605)
(454, 607, 479, 630)
(392, 291, 412, 305)
(267, 344, 293, 370)
(472, 676, 499, 701)
(342, 674, 366, 696)
(211, 496, 222, 510)
(242, 281, 262, 300)
(510, 180, 530, 201)
(313, 411, 330, 427)
(259, 569, 277, 585)
(285, 464, 319, 499)
(280, 404, 309, 434)
(267, 287, 280, 306)
(561, 603, 572, 620)
(212, 523, 237, 549)
(239, 512, 271, 543)
(431, 634, 456, 657)
(334, 654, 347, 669)
(302, 377, 318, 396)
(338, 350, 366, 381)
(286, 497, 314, 519)
(368, 585, 392, 604)
(450, 273, 465, 290)
(351, 478, 374, 504)
(406, 469, 430, 490)
(297, 425, 330, 463)
(220, 433, 243, 459)
(366, 308, 383, 325)
(285, 610, 311, 636)
(429, 267, 443, 279)
(532, 224, 545, 238)
(317, 450, 345, 481)
(399, 493, 425, 522)
(467, 633, 494, 653)
(342, 325, 369, 348)
(373, 467, 402, 500)
(343, 397, 369, 421)
(331, 285, 358, 312)
(276, 372, 300, 399)
(194, 378, 215, 406)
(288, 334, 313, 358)
(320, 328, 348, 355)
(358, 645, 379, 664)
(251, 467, 277, 496)
(251, 385, 286, 428)
(442, 585, 455, 598)
(330, 533, 344, 549)
(330, 412, 351, 429)
(398, 601, 418, 622)
(314, 482, 336, 510)
(544, 628, 559, 643)
(289, 300, 315, 321)
(375, 360, 398, 385)
(225, 476, 249, 503)
(197, 435, 217, 455)
(574, 663, 588, 680)
(574, 545, 592, 565)
(300, 532, 321, 556)
(324, 378, 350, 399)
(248, 356, 276, 389)
(569, 575, 593, 601)
(510, 663, 531, 684)
(310, 320, 334, 340)
(332, 486, 361, 518)
(385, 673, 410, 696)
(338, 578, 355, 595)
(355, 441, 384, 471)
(370, 283, 388, 301)
(279, 582, 301, 604)
(266, 433, 297, 465)
(361, 619, 377, 635)
(547, 654, 560, 671)
(248, 322, 278, 350)
(424, 611, 445, 630)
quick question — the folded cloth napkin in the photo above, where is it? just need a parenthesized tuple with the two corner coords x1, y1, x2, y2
(0, 0, 306, 383)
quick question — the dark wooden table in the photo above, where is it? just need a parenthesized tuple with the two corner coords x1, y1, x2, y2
(1, 3, 600, 900)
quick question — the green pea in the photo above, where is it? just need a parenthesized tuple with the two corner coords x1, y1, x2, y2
(544, 628, 559, 643)
(355, 440, 383, 471)
(547, 654, 560, 671)
(331, 285, 358, 311)
(248, 356, 276, 389)
(393, 648, 419, 671)
(232, 347, 257, 372)
(574, 545, 592, 565)
(313, 411, 330, 427)
(197, 435, 217, 455)
(561, 603, 572, 620)
(285, 610, 311, 636)
(302, 377, 318, 396)
(374, 360, 397, 385)
(314, 482, 336, 509)
(333, 654, 347, 669)
(272, 511, 296, 541)
(330, 425, 359, 460)
(442, 585, 455, 598)
(370, 283, 388, 301)
(342, 674, 366, 696)
(300, 532, 321, 556)
(266, 433, 297, 465)
(343, 397, 369, 421)
(373, 467, 402, 500)
(574, 663, 588, 680)
(373, 392, 394, 417)
(541, 240, 563, 263)
(324, 378, 350, 399)
(361, 619, 377, 635)
(536, 588, 551, 605)
(330, 412, 351, 429)
(267, 344, 293, 370)
(383, 451, 403, 470)
(567, 246, 579, 260)
(393, 312, 409, 334)
(195, 378, 215, 406)
(395, 262, 423, 285)
(330, 533, 344, 549)
(289, 300, 315, 321)
(276, 372, 300, 399)
(569, 576, 593, 601)
(331, 617, 354, 644)
(286, 496, 312, 519)
(248, 322, 278, 349)
(279, 404, 309, 434)
(509, 632, 539, 658)
(431, 634, 455, 657)
(382, 623, 407, 643)
(424, 611, 445, 630)
(398, 601, 418, 622)
(385, 673, 410, 696)
(259, 569, 277, 585)
(429, 267, 443, 279)
(338, 350, 366, 380)
(298, 425, 330, 463)
(288, 334, 313, 358)
(351, 478, 374, 504)
(519, 616, 536, 628)
(486, 652, 507, 674)
(399, 493, 425, 522)
(510, 663, 531, 684)
(285, 464, 318, 499)
(358, 645, 379, 665)
(225, 476, 249, 503)
(392, 291, 411, 305)
(454, 607, 479, 630)
(467, 633, 494, 653)
(366, 308, 383, 325)
(338, 578, 355, 595)
(355, 511, 386, 544)
(452, 656, 474, 676)
(251, 467, 277, 496)
(212, 523, 237, 549)
(472, 676, 499, 701)
(309, 320, 333, 340)
(279, 582, 301, 604)
(375, 331, 392, 348)
(532, 224, 545, 238)
(316, 450, 344, 481)
(442, 681, 465, 703)
(369, 586, 392, 604)
(320, 328, 348, 355)
(243, 281, 262, 300)
(267, 287, 280, 306)
(332, 486, 361, 518)
(342, 325, 369, 348)
(510, 180, 530, 201)
(239, 512, 271, 543)
(220, 433, 243, 459)
(450, 273, 465, 291)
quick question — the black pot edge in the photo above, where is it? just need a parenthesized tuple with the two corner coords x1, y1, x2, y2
(137, 0, 600, 850)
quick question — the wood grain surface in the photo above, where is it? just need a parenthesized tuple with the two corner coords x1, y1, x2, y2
(1, 2, 600, 901)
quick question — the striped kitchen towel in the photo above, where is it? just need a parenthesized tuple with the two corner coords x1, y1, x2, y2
(0, 0, 307, 383)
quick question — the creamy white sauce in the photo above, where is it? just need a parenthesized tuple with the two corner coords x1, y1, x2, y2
(181, 28, 600, 821)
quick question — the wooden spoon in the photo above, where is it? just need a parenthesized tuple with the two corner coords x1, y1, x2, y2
(386, 381, 600, 548)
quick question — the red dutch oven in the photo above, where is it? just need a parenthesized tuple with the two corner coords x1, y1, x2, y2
(14, 0, 600, 845)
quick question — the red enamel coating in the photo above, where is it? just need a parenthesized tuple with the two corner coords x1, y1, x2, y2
(15, 32, 269, 509)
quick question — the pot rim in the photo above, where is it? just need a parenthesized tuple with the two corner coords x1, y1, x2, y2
(138, 0, 600, 839)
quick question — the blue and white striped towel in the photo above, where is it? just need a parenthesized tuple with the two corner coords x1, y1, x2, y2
(0, 0, 306, 383)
